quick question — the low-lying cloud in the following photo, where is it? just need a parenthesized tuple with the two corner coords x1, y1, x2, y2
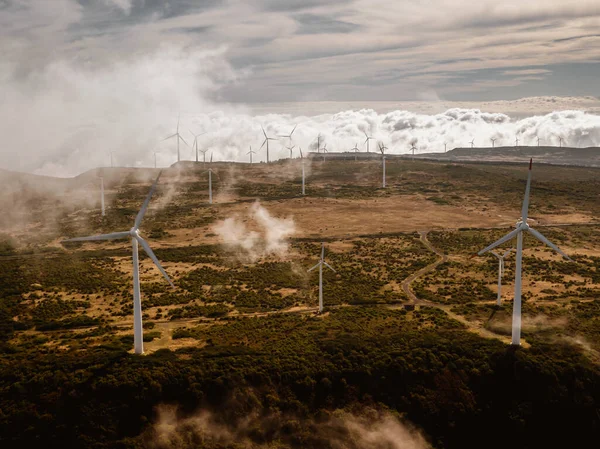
(213, 202, 296, 262)
(152, 405, 430, 449)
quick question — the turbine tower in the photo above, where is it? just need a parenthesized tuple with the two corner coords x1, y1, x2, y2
(490, 249, 512, 305)
(444, 143, 447, 152)
(515, 137, 520, 147)
(110, 151, 115, 168)
(191, 130, 206, 162)
(153, 151, 158, 169)
(300, 148, 306, 195)
(364, 131, 374, 153)
(351, 143, 360, 161)
(100, 176, 105, 217)
(558, 136, 564, 147)
(378, 142, 388, 188)
(163, 116, 189, 162)
(286, 144, 296, 159)
(477, 159, 572, 346)
(247, 146, 256, 164)
(63, 172, 174, 354)
(202, 155, 217, 204)
(308, 243, 336, 313)
(491, 138, 496, 148)
(470, 139, 475, 148)
(410, 144, 417, 161)
(537, 136, 541, 147)
(260, 126, 278, 163)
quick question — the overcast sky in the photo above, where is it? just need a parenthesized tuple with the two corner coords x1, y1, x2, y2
(2, 0, 600, 103)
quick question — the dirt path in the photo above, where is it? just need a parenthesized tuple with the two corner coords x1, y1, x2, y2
(401, 231, 515, 346)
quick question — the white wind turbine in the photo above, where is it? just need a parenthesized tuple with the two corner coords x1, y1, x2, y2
(191, 130, 206, 162)
(202, 153, 217, 204)
(63, 172, 174, 355)
(163, 116, 189, 162)
(100, 176, 105, 217)
(351, 143, 359, 161)
(300, 148, 306, 195)
(308, 243, 336, 313)
(278, 124, 297, 146)
(286, 144, 296, 159)
(153, 151, 159, 169)
(490, 249, 512, 306)
(470, 138, 475, 148)
(515, 136, 520, 147)
(247, 146, 256, 164)
(260, 126, 278, 163)
(364, 131, 374, 153)
(410, 144, 417, 161)
(477, 159, 572, 345)
(536, 136, 541, 147)
(378, 142, 388, 188)
(444, 143, 447, 152)
(491, 138, 496, 148)
(558, 136, 564, 147)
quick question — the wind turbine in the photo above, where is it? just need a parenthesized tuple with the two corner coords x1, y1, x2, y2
(300, 148, 306, 195)
(278, 124, 297, 145)
(558, 136, 564, 147)
(470, 139, 475, 148)
(153, 151, 159, 169)
(321, 143, 328, 162)
(515, 136, 520, 147)
(199, 148, 209, 167)
(63, 172, 174, 355)
(191, 130, 206, 162)
(351, 143, 360, 161)
(491, 138, 496, 148)
(364, 131, 374, 153)
(308, 243, 336, 313)
(477, 159, 572, 346)
(247, 146, 256, 164)
(490, 249, 512, 306)
(163, 117, 189, 162)
(110, 151, 115, 168)
(100, 176, 105, 217)
(202, 153, 218, 204)
(286, 144, 295, 159)
(444, 143, 447, 153)
(410, 144, 417, 161)
(378, 142, 388, 188)
(536, 136, 541, 147)
(260, 126, 278, 163)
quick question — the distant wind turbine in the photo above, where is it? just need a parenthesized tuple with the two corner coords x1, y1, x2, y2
(558, 136, 564, 147)
(351, 143, 359, 161)
(364, 131, 374, 153)
(110, 151, 115, 168)
(470, 139, 475, 148)
(300, 148, 306, 195)
(100, 176, 105, 217)
(378, 142, 388, 188)
(286, 144, 295, 159)
(163, 117, 189, 162)
(491, 138, 496, 148)
(444, 143, 447, 152)
(536, 136, 541, 147)
(260, 126, 278, 163)
(153, 151, 158, 169)
(308, 243, 336, 313)
(490, 249, 512, 306)
(247, 146, 256, 164)
(410, 144, 417, 161)
(515, 137, 520, 147)
(63, 172, 174, 355)
(477, 159, 572, 346)
(278, 124, 297, 145)
(199, 148, 209, 167)
(191, 130, 206, 162)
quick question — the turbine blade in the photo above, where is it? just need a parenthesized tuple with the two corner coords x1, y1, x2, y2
(521, 159, 532, 221)
(162, 134, 177, 141)
(137, 236, 175, 287)
(323, 262, 336, 273)
(262, 126, 267, 139)
(63, 231, 129, 243)
(308, 262, 320, 272)
(503, 249, 513, 258)
(260, 139, 267, 150)
(134, 171, 162, 229)
(178, 135, 189, 147)
(477, 228, 520, 256)
(527, 227, 572, 261)
(490, 250, 500, 258)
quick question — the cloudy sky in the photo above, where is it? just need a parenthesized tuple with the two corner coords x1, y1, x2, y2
(3, 0, 600, 102)
(1, 1, 599, 175)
